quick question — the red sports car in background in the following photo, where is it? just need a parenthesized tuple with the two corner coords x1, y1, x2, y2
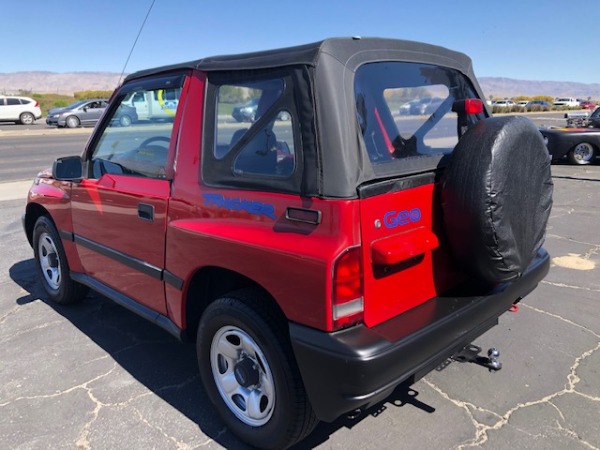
(579, 100, 596, 110)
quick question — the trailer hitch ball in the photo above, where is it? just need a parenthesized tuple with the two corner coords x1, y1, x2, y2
(487, 348, 502, 372)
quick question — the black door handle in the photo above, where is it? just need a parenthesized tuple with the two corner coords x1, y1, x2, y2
(138, 203, 154, 221)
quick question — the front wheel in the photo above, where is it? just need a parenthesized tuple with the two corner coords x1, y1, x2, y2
(33, 216, 88, 304)
(197, 291, 316, 449)
(568, 142, 596, 165)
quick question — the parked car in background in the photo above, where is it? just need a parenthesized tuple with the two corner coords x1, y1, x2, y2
(409, 96, 444, 115)
(493, 100, 515, 108)
(231, 98, 291, 122)
(540, 127, 599, 164)
(553, 97, 579, 107)
(586, 107, 600, 128)
(580, 100, 596, 110)
(46, 99, 108, 128)
(516, 100, 529, 109)
(398, 99, 421, 115)
(46, 99, 137, 128)
(122, 88, 181, 121)
(231, 98, 258, 122)
(527, 100, 550, 111)
(0, 95, 42, 125)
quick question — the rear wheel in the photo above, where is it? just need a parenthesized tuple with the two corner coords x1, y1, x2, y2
(33, 216, 88, 304)
(568, 142, 596, 165)
(119, 114, 132, 127)
(197, 290, 317, 449)
(19, 112, 35, 125)
(65, 115, 80, 128)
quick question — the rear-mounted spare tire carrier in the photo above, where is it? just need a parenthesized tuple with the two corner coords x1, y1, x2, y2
(441, 116, 553, 283)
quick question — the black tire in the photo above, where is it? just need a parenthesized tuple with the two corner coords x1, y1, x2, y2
(197, 290, 317, 449)
(441, 116, 553, 283)
(32, 216, 88, 304)
(568, 142, 596, 165)
(65, 115, 80, 128)
(19, 112, 35, 125)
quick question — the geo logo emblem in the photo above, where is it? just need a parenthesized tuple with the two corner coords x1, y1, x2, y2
(383, 208, 422, 228)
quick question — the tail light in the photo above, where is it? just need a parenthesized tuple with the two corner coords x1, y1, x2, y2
(34, 101, 40, 107)
(332, 247, 364, 330)
(452, 98, 483, 115)
(452, 98, 484, 138)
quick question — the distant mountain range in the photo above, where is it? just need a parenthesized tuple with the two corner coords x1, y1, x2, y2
(0, 72, 124, 95)
(1, 71, 600, 100)
(479, 77, 600, 100)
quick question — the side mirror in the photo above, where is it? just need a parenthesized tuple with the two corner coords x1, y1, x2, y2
(53, 156, 83, 181)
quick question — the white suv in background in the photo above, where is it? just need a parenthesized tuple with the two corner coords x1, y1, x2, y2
(553, 97, 579, 108)
(0, 95, 42, 125)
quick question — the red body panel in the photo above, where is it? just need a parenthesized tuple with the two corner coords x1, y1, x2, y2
(70, 174, 170, 314)
(167, 190, 360, 331)
(359, 183, 460, 327)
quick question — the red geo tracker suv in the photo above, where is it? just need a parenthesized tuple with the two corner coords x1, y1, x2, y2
(24, 38, 553, 448)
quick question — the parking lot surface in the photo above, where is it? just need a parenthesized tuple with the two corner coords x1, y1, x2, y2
(0, 161, 598, 449)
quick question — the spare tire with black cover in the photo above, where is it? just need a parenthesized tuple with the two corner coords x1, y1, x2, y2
(441, 116, 553, 284)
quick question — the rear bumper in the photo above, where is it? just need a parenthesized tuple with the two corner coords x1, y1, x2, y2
(290, 248, 550, 422)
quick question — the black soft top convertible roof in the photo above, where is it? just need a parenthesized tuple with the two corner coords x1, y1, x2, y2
(126, 37, 475, 85)
(125, 38, 485, 198)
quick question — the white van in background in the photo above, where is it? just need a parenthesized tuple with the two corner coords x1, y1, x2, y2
(553, 97, 579, 108)
(123, 88, 181, 121)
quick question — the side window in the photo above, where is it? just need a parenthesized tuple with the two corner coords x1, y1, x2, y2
(88, 84, 182, 179)
(7, 98, 20, 105)
(215, 79, 295, 177)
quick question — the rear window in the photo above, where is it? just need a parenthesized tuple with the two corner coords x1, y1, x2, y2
(354, 62, 485, 168)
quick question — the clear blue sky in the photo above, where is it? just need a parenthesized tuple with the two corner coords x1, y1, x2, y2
(3, 0, 599, 84)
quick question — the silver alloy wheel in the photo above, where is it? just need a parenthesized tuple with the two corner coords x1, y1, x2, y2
(66, 116, 79, 128)
(572, 142, 594, 163)
(38, 231, 61, 290)
(120, 115, 132, 127)
(20, 112, 34, 125)
(210, 325, 275, 426)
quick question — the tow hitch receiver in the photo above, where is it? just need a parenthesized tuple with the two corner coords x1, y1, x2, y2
(437, 344, 503, 372)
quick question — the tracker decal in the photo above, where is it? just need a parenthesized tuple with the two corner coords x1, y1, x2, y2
(202, 193, 277, 220)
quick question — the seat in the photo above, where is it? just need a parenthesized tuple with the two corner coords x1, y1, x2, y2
(233, 129, 278, 175)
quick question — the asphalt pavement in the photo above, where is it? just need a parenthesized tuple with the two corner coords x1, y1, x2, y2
(0, 119, 599, 449)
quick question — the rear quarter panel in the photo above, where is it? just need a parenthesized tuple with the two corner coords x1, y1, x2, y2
(166, 194, 361, 331)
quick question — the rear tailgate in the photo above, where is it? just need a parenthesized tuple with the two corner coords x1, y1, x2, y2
(359, 178, 460, 327)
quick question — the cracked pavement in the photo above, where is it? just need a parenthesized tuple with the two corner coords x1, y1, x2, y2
(1, 163, 599, 449)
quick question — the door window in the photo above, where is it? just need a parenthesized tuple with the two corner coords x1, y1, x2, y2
(88, 86, 183, 180)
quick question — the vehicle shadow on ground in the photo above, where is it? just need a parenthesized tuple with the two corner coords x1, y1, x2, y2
(9, 259, 435, 449)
